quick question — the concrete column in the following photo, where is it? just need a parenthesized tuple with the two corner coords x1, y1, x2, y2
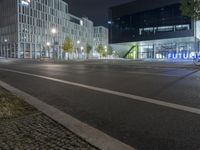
(153, 44, 155, 59)
(17, 44, 21, 59)
(14, 43, 17, 58)
(23, 43, 25, 59)
(30, 43, 32, 59)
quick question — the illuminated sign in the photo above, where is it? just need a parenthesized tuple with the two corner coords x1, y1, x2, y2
(168, 52, 200, 59)
(21, 0, 30, 6)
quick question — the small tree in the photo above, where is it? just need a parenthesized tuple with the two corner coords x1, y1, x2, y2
(96, 44, 104, 58)
(85, 43, 92, 59)
(180, 0, 200, 52)
(180, 0, 200, 20)
(63, 37, 74, 60)
(107, 46, 113, 56)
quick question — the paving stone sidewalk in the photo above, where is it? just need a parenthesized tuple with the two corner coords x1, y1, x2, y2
(0, 87, 98, 150)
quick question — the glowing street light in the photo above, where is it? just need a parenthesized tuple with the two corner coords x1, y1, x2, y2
(46, 42, 51, 46)
(76, 41, 81, 59)
(77, 40, 80, 44)
(51, 28, 57, 34)
(4, 39, 8, 58)
(104, 46, 107, 53)
(51, 28, 57, 61)
(46, 42, 51, 58)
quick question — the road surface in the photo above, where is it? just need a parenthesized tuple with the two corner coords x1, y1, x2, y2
(0, 59, 200, 150)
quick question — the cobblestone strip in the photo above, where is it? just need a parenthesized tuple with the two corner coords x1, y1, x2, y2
(0, 87, 98, 150)
(0, 113, 98, 150)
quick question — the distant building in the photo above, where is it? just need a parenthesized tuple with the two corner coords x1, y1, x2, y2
(109, 0, 200, 60)
(94, 26, 109, 49)
(0, 0, 108, 59)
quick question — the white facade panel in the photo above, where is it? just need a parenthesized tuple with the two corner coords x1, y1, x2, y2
(0, 0, 108, 59)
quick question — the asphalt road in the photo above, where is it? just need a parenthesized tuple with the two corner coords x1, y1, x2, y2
(0, 59, 200, 150)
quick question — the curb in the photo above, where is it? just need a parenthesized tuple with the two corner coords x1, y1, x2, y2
(0, 80, 136, 150)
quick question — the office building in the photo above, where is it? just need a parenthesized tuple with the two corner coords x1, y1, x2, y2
(109, 0, 200, 59)
(94, 26, 109, 49)
(0, 0, 108, 59)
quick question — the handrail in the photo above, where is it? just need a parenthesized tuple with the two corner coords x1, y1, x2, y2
(123, 45, 136, 58)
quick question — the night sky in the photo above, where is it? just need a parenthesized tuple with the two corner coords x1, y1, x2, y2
(64, 0, 133, 26)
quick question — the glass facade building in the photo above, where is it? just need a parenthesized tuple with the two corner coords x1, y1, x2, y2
(0, 0, 108, 59)
(94, 26, 109, 49)
(109, 0, 200, 60)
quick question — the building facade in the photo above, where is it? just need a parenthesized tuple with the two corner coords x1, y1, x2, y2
(0, 0, 108, 59)
(94, 26, 109, 49)
(109, 0, 200, 60)
(0, 0, 18, 58)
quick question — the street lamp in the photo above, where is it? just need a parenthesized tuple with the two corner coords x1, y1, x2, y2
(46, 42, 51, 46)
(77, 40, 80, 44)
(104, 46, 108, 52)
(51, 28, 57, 34)
(51, 28, 57, 61)
(81, 46, 84, 58)
(104, 46, 108, 58)
(46, 42, 51, 58)
(77, 40, 81, 59)
(4, 39, 8, 58)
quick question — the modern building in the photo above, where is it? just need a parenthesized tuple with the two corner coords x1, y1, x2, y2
(94, 26, 109, 49)
(109, 0, 200, 60)
(68, 14, 94, 59)
(0, 0, 108, 59)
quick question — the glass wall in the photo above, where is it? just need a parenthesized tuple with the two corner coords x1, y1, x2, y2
(133, 41, 197, 60)
(110, 3, 192, 43)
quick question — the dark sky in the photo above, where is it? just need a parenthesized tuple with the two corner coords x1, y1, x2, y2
(64, 0, 133, 26)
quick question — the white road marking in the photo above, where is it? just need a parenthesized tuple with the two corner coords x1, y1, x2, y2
(1, 68, 200, 115)
(0, 80, 136, 150)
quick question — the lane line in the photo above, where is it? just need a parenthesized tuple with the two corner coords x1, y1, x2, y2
(0, 80, 136, 150)
(1, 68, 200, 115)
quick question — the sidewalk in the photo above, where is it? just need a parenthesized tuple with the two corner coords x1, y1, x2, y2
(0, 58, 196, 68)
(0, 87, 98, 150)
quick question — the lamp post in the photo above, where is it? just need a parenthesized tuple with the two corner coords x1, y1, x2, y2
(51, 28, 57, 61)
(104, 46, 107, 58)
(81, 46, 84, 59)
(77, 40, 80, 59)
(46, 42, 51, 58)
(4, 39, 8, 58)
(77, 40, 80, 45)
